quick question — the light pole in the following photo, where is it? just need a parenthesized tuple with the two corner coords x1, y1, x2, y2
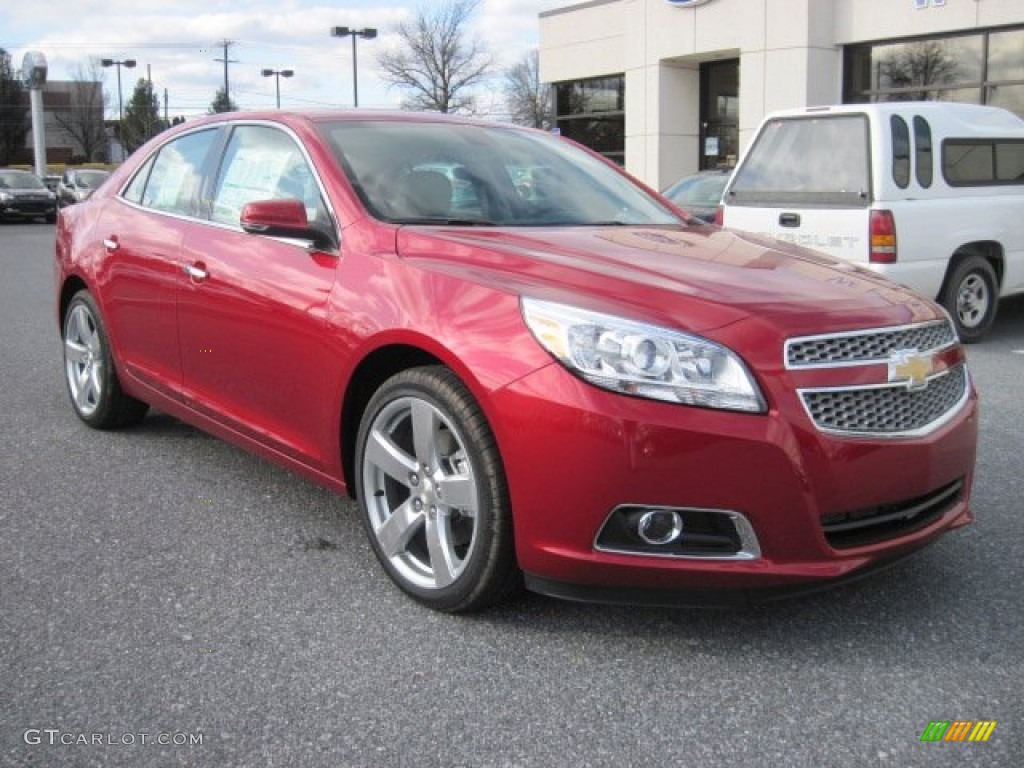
(100, 58, 137, 124)
(330, 26, 377, 107)
(260, 68, 294, 109)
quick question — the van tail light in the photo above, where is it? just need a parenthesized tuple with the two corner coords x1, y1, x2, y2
(714, 205, 724, 227)
(869, 210, 897, 263)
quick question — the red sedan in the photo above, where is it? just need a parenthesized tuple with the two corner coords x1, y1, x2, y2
(55, 111, 977, 612)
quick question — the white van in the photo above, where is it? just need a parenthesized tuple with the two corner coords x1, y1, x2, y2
(719, 103, 1024, 341)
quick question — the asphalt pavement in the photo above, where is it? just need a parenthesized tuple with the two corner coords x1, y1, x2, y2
(2, 222, 1021, 767)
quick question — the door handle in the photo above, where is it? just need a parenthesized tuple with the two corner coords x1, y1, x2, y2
(183, 263, 209, 281)
(779, 213, 801, 227)
(102, 237, 119, 251)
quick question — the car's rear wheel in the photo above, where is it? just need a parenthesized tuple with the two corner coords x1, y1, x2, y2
(62, 290, 148, 428)
(355, 366, 518, 612)
(941, 254, 998, 343)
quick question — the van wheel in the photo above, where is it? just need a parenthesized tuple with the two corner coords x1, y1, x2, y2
(941, 255, 997, 343)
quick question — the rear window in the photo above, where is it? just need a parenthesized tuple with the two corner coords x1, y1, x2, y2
(943, 140, 1024, 186)
(727, 115, 870, 207)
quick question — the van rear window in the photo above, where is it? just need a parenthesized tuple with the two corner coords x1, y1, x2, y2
(727, 115, 870, 206)
(943, 140, 1024, 186)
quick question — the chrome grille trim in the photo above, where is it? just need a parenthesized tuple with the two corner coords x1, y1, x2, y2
(798, 364, 970, 438)
(786, 320, 956, 369)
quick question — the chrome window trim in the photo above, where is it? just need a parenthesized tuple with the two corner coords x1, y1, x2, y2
(797, 364, 971, 439)
(593, 506, 762, 561)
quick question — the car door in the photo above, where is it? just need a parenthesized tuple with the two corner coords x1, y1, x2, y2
(97, 128, 222, 401)
(176, 123, 343, 469)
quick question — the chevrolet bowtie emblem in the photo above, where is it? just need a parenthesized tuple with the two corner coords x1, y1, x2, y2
(889, 349, 933, 390)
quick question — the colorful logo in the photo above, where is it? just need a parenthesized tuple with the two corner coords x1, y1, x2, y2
(888, 349, 934, 390)
(920, 721, 997, 742)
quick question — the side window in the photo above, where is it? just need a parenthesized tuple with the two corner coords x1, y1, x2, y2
(122, 155, 155, 204)
(995, 142, 1024, 182)
(211, 125, 329, 228)
(913, 116, 933, 188)
(890, 115, 910, 189)
(943, 140, 1024, 186)
(138, 129, 218, 216)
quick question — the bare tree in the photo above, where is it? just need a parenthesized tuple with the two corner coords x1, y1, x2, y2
(377, 0, 494, 114)
(880, 40, 960, 100)
(52, 58, 109, 162)
(504, 49, 550, 129)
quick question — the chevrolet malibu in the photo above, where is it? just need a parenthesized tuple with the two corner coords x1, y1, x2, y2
(55, 111, 978, 612)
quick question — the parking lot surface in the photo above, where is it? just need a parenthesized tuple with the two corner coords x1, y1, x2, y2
(2, 222, 1021, 767)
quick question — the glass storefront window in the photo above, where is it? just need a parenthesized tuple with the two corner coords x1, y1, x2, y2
(987, 28, 1024, 82)
(843, 26, 1024, 117)
(555, 75, 626, 164)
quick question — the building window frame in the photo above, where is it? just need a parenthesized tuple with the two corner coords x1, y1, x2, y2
(553, 74, 625, 165)
(843, 25, 1024, 117)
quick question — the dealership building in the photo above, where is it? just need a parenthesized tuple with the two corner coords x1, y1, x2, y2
(538, 0, 1024, 188)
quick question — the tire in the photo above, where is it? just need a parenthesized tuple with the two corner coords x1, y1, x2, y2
(62, 290, 149, 429)
(941, 254, 998, 343)
(355, 366, 519, 612)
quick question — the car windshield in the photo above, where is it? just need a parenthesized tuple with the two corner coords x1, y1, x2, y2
(318, 120, 681, 227)
(0, 171, 46, 190)
(77, 171, 109, 188)
(664, 174, 729, 208)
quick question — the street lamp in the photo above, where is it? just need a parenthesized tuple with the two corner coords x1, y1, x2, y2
(261, 68, 294, 109)
(100, 58, 137, 124)
(330, 26, 377, 107)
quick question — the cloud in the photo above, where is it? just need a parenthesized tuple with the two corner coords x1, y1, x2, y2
(4, 0, 562, 116)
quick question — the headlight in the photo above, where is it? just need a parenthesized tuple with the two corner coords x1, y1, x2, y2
(521, 297, 766, 413)
(0, 192, 11, 202)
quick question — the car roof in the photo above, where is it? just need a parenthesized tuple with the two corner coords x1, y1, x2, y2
(762, 102, 1024, 135)
(165, 109, 539, 141)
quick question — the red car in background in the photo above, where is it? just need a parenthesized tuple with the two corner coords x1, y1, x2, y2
(55, 111, 977, 612)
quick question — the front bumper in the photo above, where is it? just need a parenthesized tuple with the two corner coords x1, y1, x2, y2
(491, 361, 977, 600)
(1, 200, 56, 220)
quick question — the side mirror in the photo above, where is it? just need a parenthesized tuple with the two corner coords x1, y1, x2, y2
(239, 199, 336, 251)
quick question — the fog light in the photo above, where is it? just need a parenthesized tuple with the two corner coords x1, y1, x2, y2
(636, 509, 684, 545)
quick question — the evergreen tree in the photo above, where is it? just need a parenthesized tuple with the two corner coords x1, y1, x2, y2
(209, 86, 238, 114)
(0, 49, 29, 165)
(121, 78, 161, 154)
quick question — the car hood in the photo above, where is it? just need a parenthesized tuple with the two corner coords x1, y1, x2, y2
(395, 225, 942, 335)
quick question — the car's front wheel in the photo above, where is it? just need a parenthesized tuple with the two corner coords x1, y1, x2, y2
(62, 290, 148, 428)
(355, 366, 518, 612)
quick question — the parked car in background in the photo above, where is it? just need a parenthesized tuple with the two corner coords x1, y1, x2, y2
(719, 103, 1024, 341)
(56, 111, 977, 612)
(0, 169, 58, 223)
(662, 169, 731, 223)
(40, 174, 62, 192)
(58, 169, 111, 207)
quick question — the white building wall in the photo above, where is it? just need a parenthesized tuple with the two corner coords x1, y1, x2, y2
(540, 0, 1024, 187)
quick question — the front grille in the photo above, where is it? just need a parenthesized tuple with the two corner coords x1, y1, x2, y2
(800, 364, 967, 436)
(822, 478, 964, 549)
(787, 320, 956, 367)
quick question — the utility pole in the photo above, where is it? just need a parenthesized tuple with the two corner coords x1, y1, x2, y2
(164, 88, 169, 126)
(214, 39, 238, 109)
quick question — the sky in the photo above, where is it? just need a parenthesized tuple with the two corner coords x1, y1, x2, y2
(1, 0, 569, 120)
